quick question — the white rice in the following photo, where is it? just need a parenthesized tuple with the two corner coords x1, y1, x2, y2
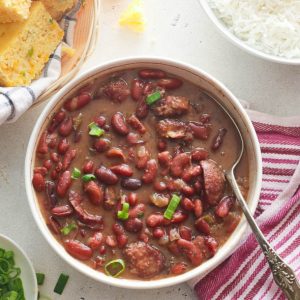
(207, 0, 300, 58)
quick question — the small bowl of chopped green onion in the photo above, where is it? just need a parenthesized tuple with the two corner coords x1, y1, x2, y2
(0, 234, 38, 300)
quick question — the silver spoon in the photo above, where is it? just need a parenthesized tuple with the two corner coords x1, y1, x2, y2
(204, 92, 300, 300)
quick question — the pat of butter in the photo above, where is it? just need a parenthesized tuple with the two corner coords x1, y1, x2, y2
(119, 0, 145, 32)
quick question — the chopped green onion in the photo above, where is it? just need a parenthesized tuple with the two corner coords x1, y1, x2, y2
(1, 290, 18, 300)
(146, 91, 162, 105)
(104, 259, 125, 277)
(60, 223, 77, 236)
(117, 202, 130, 220)
(88, 122, 104, 137)
(164, 194, 181, 220)
(81, 174, 96, 182)
(54, 273, 69, 295)
(36, 273, 45, 285)
(71, 167, 81, 179)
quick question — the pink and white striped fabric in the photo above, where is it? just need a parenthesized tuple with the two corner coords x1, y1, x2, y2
(192, 110, 300, 300)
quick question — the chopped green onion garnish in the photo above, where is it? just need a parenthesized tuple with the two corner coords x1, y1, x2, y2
(117, 202, 130, 220)
(36, 273, 45, 285)
(146, 91, 162, 105)
(60, 223, 77, 236)
(104, 259, 125, 277)
(81, 174, 96, 182)
(71, 167, 81, 179)
(54, 273, 69, 295)
(164, 194, 181, 220)
(88, 122, 104, 137)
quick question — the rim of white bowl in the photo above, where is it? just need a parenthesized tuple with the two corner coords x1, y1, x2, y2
(0, 234, 38, 298)
(199, 0, 300, 65)
(25, 56, 262, 289)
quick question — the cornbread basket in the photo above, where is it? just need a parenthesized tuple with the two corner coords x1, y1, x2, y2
(31, 0, 100, 108)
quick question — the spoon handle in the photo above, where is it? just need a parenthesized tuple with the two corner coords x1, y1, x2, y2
(226, 171, 300, 300)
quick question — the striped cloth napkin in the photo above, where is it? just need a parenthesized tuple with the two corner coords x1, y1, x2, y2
(190, 109, 300, 300)
(0, 1, 82, 125)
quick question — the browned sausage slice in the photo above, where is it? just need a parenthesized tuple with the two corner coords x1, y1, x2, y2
(200, 159, 225, 205)
(152, 96, 189, 117)
(156, 119, 192, 141)
(123, 242, 165, 278)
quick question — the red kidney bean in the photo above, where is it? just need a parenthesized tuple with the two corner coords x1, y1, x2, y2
(157, 139, 167, 151)
(189, 122, 209, 140)
(121, 178, 142, 190)
(153, 227, 165, 239)
(226, 213, 241, 233)
(168, 241, 181, 256)
(157, 78, 183, 90)
(138, 232, 149, 243)
(63, 93, 92, 111)
(191, 148, 209, 161)
(34, 167, 48, 176)
(215, 196, 234, 218)
(58, 117, 73, 137)
(200, 113, 211, 124)
(138, 69, 166, 79)
(105, 235, 117, 248)
(55, 162, 63, 173)
(211, 128, 227, 151)
(87, 232, 103, 250)
(103, 187, 116, 210)
(170, 153, 190, 177)
(131, 79, 145, 101)
(195, 218, 210, 235)
(51, 205, 73, 217)
(177, 238, 203, 266)
(48, 111, 66, 133)
(157, 151, 171, 167)
(48, 216, 61, 234)
(32, 173, 45, 192)
(112, 224, 128, 248)
(45, 181, 57, 207)
(106, 147, 126, 161)
(135, 146, 150, 169)
(128, 203, 145, 219)
(62, 149, 76, 171)
(181, 185, 195, 197)
(94, 138, 111, 153)
(146, 213, 167, 227)
(142, 159, 158, 184)
(194, 199, 203, 218)
(57, 138, 69, 154)
(179, 226, 192, 241)
(84, 181, 104, 205)
(110, 164, 133, 177)
(56, 171, 72, 197)
(181, 198, 195, 211)
(126, 132, 144, 145)
(37, 131, 48, 155)
(111, 112, 129, 136)
(127, 193, 137, 206)
(182, 165, 202, 182)
(171, 210, 188, 224)
(64, 239, 93, 260)
(153, 180, 167, 192)
(43, 160, 52, 170)
(204, 236, 218, 256)
(46, 133, 58, 149)
(124, 218, 143, 233)
(82, 160, 94, 174)
(94, 115, 106, 127)
(135, 99, 149, 119)
(194, 180, 202, 193)
(50, 152, 59, 162)
(171, 262, 187, 275)
(127, 114, 146, 134)
(95, 166, 118, 185)
(50, 170, 58, 180)
(99, 245, 106, 255)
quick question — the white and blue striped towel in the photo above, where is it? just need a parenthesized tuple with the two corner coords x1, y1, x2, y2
(0, 1, 82, 125)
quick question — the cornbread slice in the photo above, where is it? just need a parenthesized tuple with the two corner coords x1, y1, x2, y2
(0, 0, 31, 23)
(0, 1, 64, 87)
(39, 0, 77, 20)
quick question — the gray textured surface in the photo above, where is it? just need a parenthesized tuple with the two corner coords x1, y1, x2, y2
(0, 0, 299, 299)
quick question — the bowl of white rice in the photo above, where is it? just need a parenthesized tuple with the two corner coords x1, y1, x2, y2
(199, 0, 300, 65)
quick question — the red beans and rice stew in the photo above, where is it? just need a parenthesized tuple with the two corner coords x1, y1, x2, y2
(32, 68, 249, 279)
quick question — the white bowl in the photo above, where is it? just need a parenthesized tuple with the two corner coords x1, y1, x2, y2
(0, 234, 38, 298)
(199, 0, 300, 65)
(25, 57, 262, 289)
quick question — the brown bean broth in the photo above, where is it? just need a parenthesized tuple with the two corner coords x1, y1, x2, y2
(34, 68, 249, 280)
